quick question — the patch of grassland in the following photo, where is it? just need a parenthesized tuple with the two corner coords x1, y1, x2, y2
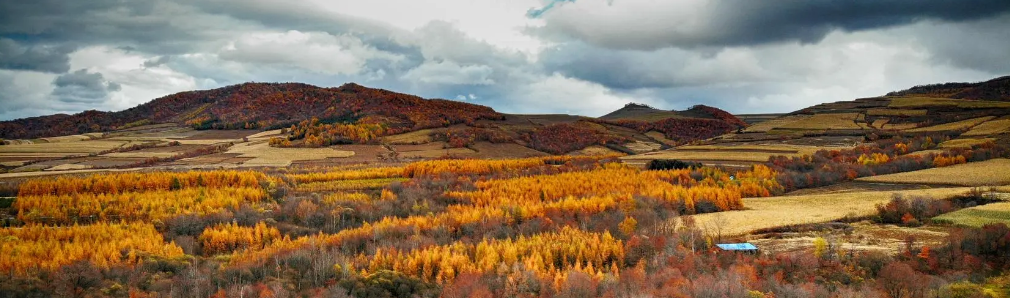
(933, 202, 1010, 228)
(226, 141, 355, 167)
(963, 118, 1010, 136)
(857, 159, 1010, 186)
(743, 115, 810, 133)
(623, 150, 792, 163)
(382, 129, 435, 144)
(938, 138, 995, 149)
(866, 108, 928, 116)
(888, 97, 961, 108)
(906, 116, 995, 133)
(776, 113, 865, 130)
(692, 187, 976, 236)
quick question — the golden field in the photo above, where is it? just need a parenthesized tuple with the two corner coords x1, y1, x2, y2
(938, 138, 995, 149)
(963, 118, 1010, 136)
(857, 159, 1010, 186)
(906, 116, 995, 133)
(693, 187, 977, 236)
(933, 202, 1010, 228)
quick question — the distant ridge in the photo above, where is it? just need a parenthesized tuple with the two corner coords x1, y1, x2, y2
(601, 103, 748, 128)
(886, 75, 1010, 101)
(599, 103, 683, 121)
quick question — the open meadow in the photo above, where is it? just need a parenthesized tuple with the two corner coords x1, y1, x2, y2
(934, 202, 1010, 228)
(692, 187, 976, 237)
(858, 158, 1010, 186)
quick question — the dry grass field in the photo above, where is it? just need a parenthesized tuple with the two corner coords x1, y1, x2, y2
(467, 142, 549, 159)
(866, 108, 928, 116)
(693, 187, 976, 236)
(883, 122, 921, 130)
(963, 118, 1010, 136)
(905, 116, 995, 133)
(0, 140, 128, 154)
(888, 96, 1010, 109)
(400, 147, 476, 159)
(933, 202, 1010, 228)
(857, 159, 1010, 186)
(742, 115, 811, 133)
(644, 131, 677, 146)
(889, 97, 959, 108)
(888, 97, 962, 108)
(571, 145, 625, 156)
(623, 141, 663, 153)
(622, 150, 791, 163)
(938, 138, 995, 149)
(905, 149, 946, 157)
(957, 101, 1010, 109)
(625, 144, 848, 165)
(382, 129, 434, 144)
(677, 144, 842, 156)
(245, 129, 284, 139)
(225, 141, 355, 167)
(776, 113, 866, 130)
(39, 134, 95, 143)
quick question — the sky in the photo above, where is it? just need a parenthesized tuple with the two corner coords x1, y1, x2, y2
(1, 0, 1009, 121)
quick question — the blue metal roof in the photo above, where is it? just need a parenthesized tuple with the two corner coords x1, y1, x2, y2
(716, 243, 758, 251)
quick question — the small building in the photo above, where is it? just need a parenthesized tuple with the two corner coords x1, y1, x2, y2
(716, 243, 758, 254)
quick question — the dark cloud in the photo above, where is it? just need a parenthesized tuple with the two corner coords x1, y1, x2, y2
(531, 0, 1010, 49)
(51, 69, 121, 104)
(0, 38, 75, 73)
(540, 42, 775, 90)
(910, 14, 1010, 74)
(143, 56, 172, 68)
(0, 0, 206, 52)
(0, 0, 1008, 121)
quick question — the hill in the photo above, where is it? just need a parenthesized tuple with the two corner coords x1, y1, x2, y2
(600, 103, 749, 127)
(624, 74, 1010, 168)
(0, 83, 504, 140)
(886, 76, 1010, 101)
(599, 103, 683, 121)
(0, 83, 751, 173)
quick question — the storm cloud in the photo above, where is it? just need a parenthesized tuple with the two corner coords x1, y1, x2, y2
(530, 0, 1010, 49)
(51, 69, 121, 104)
(0, 0, 1008, 121)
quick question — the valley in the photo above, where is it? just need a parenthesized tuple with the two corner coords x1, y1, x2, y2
(2, 77, 1010, 297)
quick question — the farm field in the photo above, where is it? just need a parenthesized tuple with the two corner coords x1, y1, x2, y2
(963, 117, 1010, 136)
(906, 116, 994, 133)
(621, 143, 847, 166)
(692, 187, 975, 237)
(773, 113, 867, 130)
(3, 76, 1010, 297)
(934, 202, 1010, 228)
(224, 141, 355, 167)
(857, 159, 1010, 186)
(938, 138, 995, 149)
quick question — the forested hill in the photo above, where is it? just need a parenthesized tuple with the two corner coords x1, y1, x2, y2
(886, 76, 1010, 101)
(0, 83, 503, 140)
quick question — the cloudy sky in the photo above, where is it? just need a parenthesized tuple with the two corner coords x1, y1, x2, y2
(1, 0, 1009, 120)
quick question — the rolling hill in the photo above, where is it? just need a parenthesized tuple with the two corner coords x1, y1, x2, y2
(624, 75, 1010, 168)
(0, 83, 503, 140)
(0, 83, 746, 163)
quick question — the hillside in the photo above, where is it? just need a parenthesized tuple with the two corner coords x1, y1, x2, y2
(599, 103, 684, 121)
(625, 75, 1010, 168)
(886, 76, 1010, 100)
(0, 83, 751, 173)
(0, 83, 504, 140)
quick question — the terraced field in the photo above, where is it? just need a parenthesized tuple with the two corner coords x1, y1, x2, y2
(934, 202, 1010, 228)
(857, 159, 1010, 186)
